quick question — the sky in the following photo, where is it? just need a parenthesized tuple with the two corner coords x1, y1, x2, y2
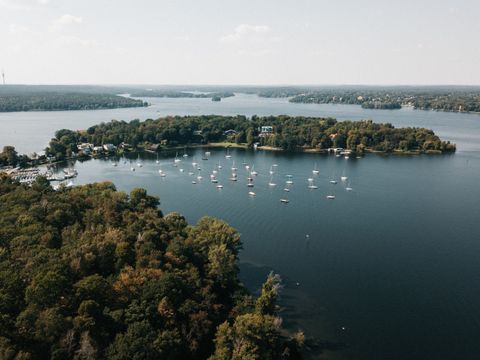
(1, 0, 479, 85)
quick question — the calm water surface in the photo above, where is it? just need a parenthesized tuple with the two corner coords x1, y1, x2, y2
(3, 94, 480, 359)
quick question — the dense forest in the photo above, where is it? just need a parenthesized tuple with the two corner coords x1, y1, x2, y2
(0, 92, 147, 112)
(0, 176, 304, 359)
(44, 115, 455, 161)
(284, 88, 480, 113)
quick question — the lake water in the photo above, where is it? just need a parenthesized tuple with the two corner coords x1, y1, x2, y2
(3, 94, 480, 359)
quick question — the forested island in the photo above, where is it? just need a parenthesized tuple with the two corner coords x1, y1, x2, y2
(41, 115, 455, 162)
(0, 92, 147, 112)
(0, 176, 304, 359)
(261, 87, 480, 113)
(128, 90, 235, 100)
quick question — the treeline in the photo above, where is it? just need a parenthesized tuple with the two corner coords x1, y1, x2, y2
(0, 92, 147, 112)
(128, 90, 235, 99)
(287, 88, 480, 113)
(45, 115, 455, 160)
(0, 176, 303, 359)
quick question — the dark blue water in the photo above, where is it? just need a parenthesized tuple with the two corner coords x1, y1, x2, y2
(4, 94, 480, 359)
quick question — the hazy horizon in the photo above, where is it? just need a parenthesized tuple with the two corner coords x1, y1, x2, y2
(1, 0, 479, 85)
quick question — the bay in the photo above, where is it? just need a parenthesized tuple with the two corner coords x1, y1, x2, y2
(2, 93, 480, 359)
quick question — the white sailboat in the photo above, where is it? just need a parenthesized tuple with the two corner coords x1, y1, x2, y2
(268, 174, 277, 187)
(225, 148, 232, 159)
(312, 163, 319, 175)
(308, 178, 318, 189)
(345, 180, 353, 191)
(174, 152, 181, 163)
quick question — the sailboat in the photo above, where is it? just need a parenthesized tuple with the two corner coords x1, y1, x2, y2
(136, 154, 143, 167)
(156, 153, 160, 164)
(312, 163, 319, 175)
(326, 195, 336, 199)
(340, 169, 348, 182)
(225, 148, 232, 159)
(247, 174, 254, 187)
(286, 174, 293, 185)
(250, 165, 258, 176)
(269, 165, 274, 175)
(231, 160, 237, 171)
(345, 180, 353, 191)
(174, 152, 181, 163)
(183, 147, 189, 157)
(280, 198, 290, 203)
(308, 178, 318, 189)
(268, 174, 277, 187)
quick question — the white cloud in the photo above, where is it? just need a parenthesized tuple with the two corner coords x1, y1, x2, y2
(220, 24, 271, 43)
(56, 14, 83, 25)
(50, 14, 84, 31)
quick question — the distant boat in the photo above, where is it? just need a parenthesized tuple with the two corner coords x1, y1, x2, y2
(211, 179, 218, 183)
(312, 163, 319, 174)
(251, 165, 258, 176)
(280, 198, 289, 203)
(225, 148, 232, 159)
(229, 177, 238, 181)
(160, 172, 166, 177)
(156, 154, 160, 164)
(286, 180, 293, 185)
(308, 178, 318, 189)
(131, 167, 135, 172)
(326, 195, 336, 199)
(269, 165, 274, 175)
(283, 188, 290, 192)
(179, 168, 184, 172)
(216, 184, 223, 189)
(188, 172, 194, 176)
(136, 154, 142, 167)
(112, 162, 118, 167)
(197, 175, 203, 180)
(330, 180, 337, 184)
(192, 181, 197, 184)
(248, 191, 256, 196)
(247, 183, 254, 187)
(205, 151, 211, 156)
(231, 161, 237, 171)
